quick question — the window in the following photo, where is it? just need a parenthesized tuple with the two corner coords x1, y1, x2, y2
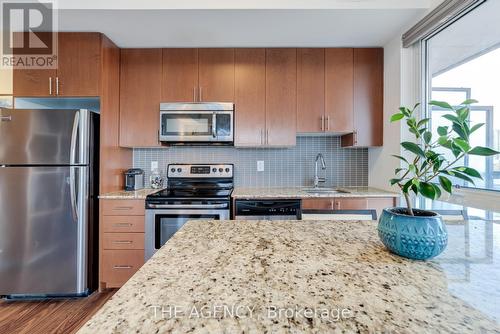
(423, 0, 500, 192)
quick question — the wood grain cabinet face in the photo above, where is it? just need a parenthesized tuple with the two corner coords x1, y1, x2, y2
(342, 48, 383, 147)
(57, 32, 101, 96)
(119, 49, 162, 147)
(265, 48, 297, 147)
(101, 250, 144, 288)
(13, 32, 100, 97)
(325, 48, 354, 133)
(297, 48, 325, 133)
(333, 198, 367, 210)
(234, 49, 266, 147)
(162, 48, 199, 102)
(302, 198, 334, 210)
(198, 48, 235, 102)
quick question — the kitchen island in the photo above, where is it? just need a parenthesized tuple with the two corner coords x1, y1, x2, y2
(78, 219, 500, 333)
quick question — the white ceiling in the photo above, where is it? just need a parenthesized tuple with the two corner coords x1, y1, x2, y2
(54, 1, 437, 47)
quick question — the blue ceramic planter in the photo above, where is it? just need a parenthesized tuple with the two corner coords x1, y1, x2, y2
(378, 207, 448, 260)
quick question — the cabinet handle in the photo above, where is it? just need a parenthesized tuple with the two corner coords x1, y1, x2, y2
(335, 201, 341, 209)
(113, 265, 133, 269)
(266, 129, 269, 145)
(326, 116, 330, 131)
(199, 87, 202, 101)
(0, 116, 12, 122)
(113, 206, 133, 211)
(112, 240, 133, 244)
(260, 129, 263, 145)
(193, 87, 197, 102)
(112, 223, 133, 227)
(320, 116, 324, 131)
(49, 77, 52, 95)
(353, 130, 358, 145)
(56, 77, 59, 95)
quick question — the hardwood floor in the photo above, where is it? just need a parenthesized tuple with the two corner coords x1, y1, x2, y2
(0, 290, 116, 334)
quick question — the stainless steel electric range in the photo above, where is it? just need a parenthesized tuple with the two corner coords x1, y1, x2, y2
(145, 163, 233, 260)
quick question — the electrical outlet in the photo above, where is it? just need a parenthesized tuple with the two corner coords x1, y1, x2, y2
(151, 161, 158, 171)
(257, 160, 265, 172)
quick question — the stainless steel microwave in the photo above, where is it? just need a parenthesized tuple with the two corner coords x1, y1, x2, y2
(159, 103, 234, 144)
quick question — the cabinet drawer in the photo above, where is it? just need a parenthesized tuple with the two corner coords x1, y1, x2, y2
(102, 250, 144, 288)
(102, 199, 145, 216)
(302, 198, 334, 210)
(333, 198, 367, 210)
(103, 233, 144, 250)
(102, 216, 145, 233)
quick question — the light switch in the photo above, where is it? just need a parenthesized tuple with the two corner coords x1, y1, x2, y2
(257, 161, 265, 172)
(151, 161, 158, 171)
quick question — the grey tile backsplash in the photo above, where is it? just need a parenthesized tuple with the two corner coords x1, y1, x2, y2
(133, 136, 368, 188)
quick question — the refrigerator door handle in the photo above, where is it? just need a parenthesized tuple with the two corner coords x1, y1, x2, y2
(70, 167, 78, 222)
(70, 111, 80, 165)
(76, 166, 88, 292)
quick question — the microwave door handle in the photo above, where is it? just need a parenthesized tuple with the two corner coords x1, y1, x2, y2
(212, 112, 217, 138)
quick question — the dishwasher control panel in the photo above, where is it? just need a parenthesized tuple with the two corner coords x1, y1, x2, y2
(234, 199, 301, 220)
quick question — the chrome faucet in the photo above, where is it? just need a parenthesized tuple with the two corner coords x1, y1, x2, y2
(314, 153, 327, 188)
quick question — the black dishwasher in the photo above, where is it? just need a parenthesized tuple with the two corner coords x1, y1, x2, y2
(234, 199, 301, 220)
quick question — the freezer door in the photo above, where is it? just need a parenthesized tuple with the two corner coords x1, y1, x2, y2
(0, 166, 88, 296)
(0, 108, 90, 165)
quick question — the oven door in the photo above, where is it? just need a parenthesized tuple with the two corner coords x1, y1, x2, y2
(145, 208, 230, 260)
(159, 110, 233, 143)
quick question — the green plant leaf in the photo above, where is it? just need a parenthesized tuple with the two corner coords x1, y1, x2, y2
(460, 99, 478, 105)
(423, 131, 432, 144)
(456, 107, 469, 122)
(443, 114, 461, 123)
(437, 126, 448, 136)
(399, 107, 411, 117)
(468, 146, 500, 156)
(452, 138, 471, 152)
(419, 182, 437, 199)
(452, 166, 482, 179)
(452, 123, 468, 140)
(392, 155, 409, 164)
(417, 118, 431, 128)
(401, 141, 425, 158)
(390, 113, 404, 122)
(450, 142, 462, 158)
(430, 100, 454, 110)
(402, 180, 413, 194)
(438, 136, 452, 148)
(390, 178, 402, 185)
(470, 123, 484, 133)
(432, 183, 442, 199)
(442, 170, 475, 185)
(395, 168, 404, 174)
(439, 176, 452, 193)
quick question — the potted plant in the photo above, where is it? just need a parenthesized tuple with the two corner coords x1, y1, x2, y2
(378, 99, 499, 260)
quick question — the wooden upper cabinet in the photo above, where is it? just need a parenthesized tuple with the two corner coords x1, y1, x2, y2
(234, 49, 266, 147)
(57, 33, 101, 96)
(119, 49, 162, 147)
(162, 48, 198, 102)
(198, 48, 235, 102)
(342, 48, 383, 147)
(13, 32, 101, 97)
(297, 49, 325, 133)
(265, 48, 297, 147)
(325, 48, 354, 133)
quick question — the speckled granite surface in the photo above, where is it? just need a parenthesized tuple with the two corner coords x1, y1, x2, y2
(232, 186, 399, 199)
(99, 188, 163, 199)
(79, 219, 500, 333)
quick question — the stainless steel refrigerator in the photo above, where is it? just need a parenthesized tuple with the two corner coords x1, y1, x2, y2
(0, 108, 99, 298)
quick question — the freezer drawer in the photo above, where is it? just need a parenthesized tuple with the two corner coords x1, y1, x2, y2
(0, 166, 88, 296)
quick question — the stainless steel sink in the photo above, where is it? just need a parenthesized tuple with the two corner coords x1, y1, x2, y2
(302, 188, 350, 194)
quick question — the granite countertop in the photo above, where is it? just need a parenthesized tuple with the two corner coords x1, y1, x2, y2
(232, 186, 400, 199)
(98, 188, 162, 199)
(79, 218, 500, 333)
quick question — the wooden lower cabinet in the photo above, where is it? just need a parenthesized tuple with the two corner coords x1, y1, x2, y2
(301, 197, 396, 219)
(100, 199, 145, 289)
(101, 250, 144, 288)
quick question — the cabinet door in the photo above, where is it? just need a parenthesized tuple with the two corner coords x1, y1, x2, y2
(325, 48, 353, 133)
(265, 48, 297, 147)
(234, 49, 266, 147)
(12, 32, 55, 97)
(13, 69, 55, 97)
(302, 198, 334, 210)
(333, 198, 367, 210)
(119, 49, 162, 147)
(162, 48, 198, 102)
(297, 48, 325, 133)
(342, 48, 383, 147)
(57, 32, 101, 96)
(198, 48, 234, 102)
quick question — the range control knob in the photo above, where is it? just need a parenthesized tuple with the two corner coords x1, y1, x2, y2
(177, 168, 182, 173)
(170, 168, 176, 173)
(218, 168, 223, 172)
(212, 168, 217, 172)
(225, 168, 230, 173)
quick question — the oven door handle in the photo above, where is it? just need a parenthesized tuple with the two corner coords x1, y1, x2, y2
(148, 203, 228, 209)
